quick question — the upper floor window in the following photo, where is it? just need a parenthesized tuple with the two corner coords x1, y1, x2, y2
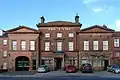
(93, 41, 98, 50)
(21, 40, 26, 50)
(57, 42, 62, 51)
(103, 41, 108, 50)
(69, 42, 74, 51)
(84, 41, 89, 50)
(3, 51, 7, 57)
(12, 40, 17, 50)
(57, 33, 62, 37)
(45, 42, 50, 51)
(69, 32, 74, 37)
(114, 39, 119, 47)
(30, 40, 35, 50)
(3, 40, 7, 45)
(45, 33, 50, 37)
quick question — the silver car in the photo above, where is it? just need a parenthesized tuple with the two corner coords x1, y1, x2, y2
(37, 67, 46, 73)
(107, 64, 120, 74)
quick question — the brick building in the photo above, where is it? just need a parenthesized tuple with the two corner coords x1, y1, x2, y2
(0, 15, 120, 71)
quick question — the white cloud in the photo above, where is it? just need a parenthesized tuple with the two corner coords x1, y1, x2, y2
(115, 20, 120, 31)
(83, 0, 98, 4)
(92, 7, 104, 12)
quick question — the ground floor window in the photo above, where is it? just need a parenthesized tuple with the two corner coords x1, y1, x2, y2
(65, 57, 77, 65)
(93, 57, 103, 67)
(3, 62, 7, 69)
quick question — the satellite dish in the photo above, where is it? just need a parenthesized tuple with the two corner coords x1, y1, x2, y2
(0, 29, 3, 36)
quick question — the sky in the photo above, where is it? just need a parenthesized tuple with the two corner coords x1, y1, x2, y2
(0, 0, 120, 31)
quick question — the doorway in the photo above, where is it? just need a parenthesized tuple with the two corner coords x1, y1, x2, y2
(104, 60, 109, 70)
(32, 60, 36, 70)
(15, 56, 29, 71)
(55, 58, 62, 70)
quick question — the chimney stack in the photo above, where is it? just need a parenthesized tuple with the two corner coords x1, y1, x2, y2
(41, 16, 45, 23)
(75, 14, 79, 23)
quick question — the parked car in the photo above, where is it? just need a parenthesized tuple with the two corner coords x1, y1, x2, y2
(65, 65, 77, 73)
(41, 65, 50, 72)
(107, 64, 120, 74)
(37, 65, 50, 73)
(80, 63, 93, 73)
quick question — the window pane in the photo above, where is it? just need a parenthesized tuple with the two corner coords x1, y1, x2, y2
(3, 40, 7, 45)
(93, 41, 98, 50)
(3, 62, 7, 69)
(21, 41, 26, 50)
(30, 41, 35, 50)
(69, 42, 73, 51)
(57, 42, 62, 51)
(3, 51, 7, 57)
(12, 41, 17, 50)
(57, 33, 62, 37)
(45, 42, 50, 51)
(69, 32, 74, 37)
(84, 41, 89, 50)
(114, 39, 119, 47)
(45, 33, 50, 37)
(103, 41, 108, 50)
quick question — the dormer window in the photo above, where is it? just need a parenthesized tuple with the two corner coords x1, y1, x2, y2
(45, 33, 50, 37)
(57, 33, 62, 37)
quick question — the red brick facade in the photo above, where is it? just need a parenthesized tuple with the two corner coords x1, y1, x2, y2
(0, 15, 120, 71)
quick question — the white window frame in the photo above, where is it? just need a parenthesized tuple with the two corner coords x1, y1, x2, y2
(45, 42, 50, 51)
(93, 41, 98, 50)
(69, 42, 74, 51)
(3, 51, 7, 57)
(3, 40, 7, 45)
(12, 40, 17, 50)
(57, 42, 62, 51)
(103, 41, 108, 50)
(30, 41, 35, 50)
(3, 62, 7, 69)
(114, 39, 119, 47)
(45, 33, 50, 37)
(84, 41, 89, 50)
(57, 33, 62, 37)
(21, 40, 26, 50)
(69, 32, 74, 37)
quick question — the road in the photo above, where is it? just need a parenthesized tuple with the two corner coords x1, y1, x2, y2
(0, 71, 120, 80)
(0, 76, 119, 80)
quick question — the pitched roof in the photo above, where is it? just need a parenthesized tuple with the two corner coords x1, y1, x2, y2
(7, 25, 38, 32)
(36, 21, 82, 27)
(80, 25, 115, 32)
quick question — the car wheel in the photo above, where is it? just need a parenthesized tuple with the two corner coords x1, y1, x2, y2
(112, 70, 115, 73)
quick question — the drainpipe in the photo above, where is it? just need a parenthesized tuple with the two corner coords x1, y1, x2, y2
(38, 31, 41, 67)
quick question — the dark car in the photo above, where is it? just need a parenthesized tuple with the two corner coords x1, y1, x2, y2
(81, 63, 93, 73)
(65, 65, 77, 73)
(107, 64, 120, 74)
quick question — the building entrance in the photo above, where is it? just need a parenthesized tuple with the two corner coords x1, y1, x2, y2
(15, 56, 29, 71)
(55, 58, 62, 70)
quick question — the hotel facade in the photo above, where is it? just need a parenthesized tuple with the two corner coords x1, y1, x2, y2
(0, 15, 120, 71)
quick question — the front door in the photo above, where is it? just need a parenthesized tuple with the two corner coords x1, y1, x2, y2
(55, 58, 62, 70)
(104, 60, 109, 70)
